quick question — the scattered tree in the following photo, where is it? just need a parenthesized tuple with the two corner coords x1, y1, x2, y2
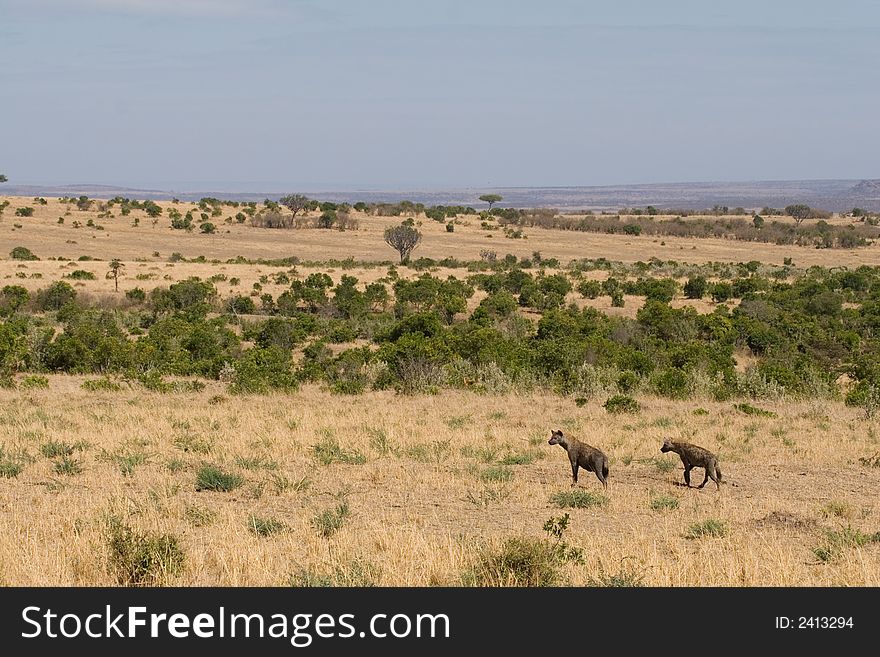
(479, 194, 503, 210)
(784, 204, 812, 226)
(279, 194, 310, 218)
(384, 223, 422, 264)
(107, 259, 124, 292)
(0, 174, 7, 183)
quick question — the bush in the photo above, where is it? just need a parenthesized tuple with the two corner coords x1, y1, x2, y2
(603, 394, 640, 414)
(577, 280, 601, 299)
(228, 346, 298, 394)
(225, 295, 256, 315)
(247, 515, 288, 537)
(311, 502, 350, 538)
(710, 282, 733, 303)
(18, 374, 49, 389)
(14, 207, 34, 217)
(312, 435, 366, 466)
(195, 464, 243, 492)
(464, 537, 562, 587)
(34, 280, 76, 311)
(65, 269, 96, 280)
(684, 276, 708, 299)
(550, 489, 608, 509)
(125, 287, 146, 302)
(650, 494, 680, 511)
(733, 402, 777, 417)
(10, 246, 38, 261)
(106, 516, 185, 585)
(199, 222, 216, 234)
(685, 519, 728, 539)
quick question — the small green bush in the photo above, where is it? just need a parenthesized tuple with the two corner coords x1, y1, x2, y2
(312, 435, 366, 466)
(550, 489, 608, 509)
(247, 514, 288, 537)
(480, 465, 514, 483)
(10, 246, 38, 260)
(65, 269, 96, 280)
(603, 394, 640, 414)
(19, 375, 49, 389)
(733, 403, 777, 417)
(685, 518, 728, 539)
(650, 494, 680, 511)
(106, 516, 185, 585)
(463, 537, 562, 587)
(195, 464, 243, 492)
(311, 502, 350, 538)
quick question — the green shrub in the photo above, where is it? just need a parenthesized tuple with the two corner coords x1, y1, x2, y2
(81, 377, 124, 392)
(463, 537, 562, 587)
(312, 435, 366, 466)
(0, 447, 28, 478)
(311, 502, 350, 538)
(812, 527, 880, 563)
(106, 516, 185, 585)
(650, 494, 680, 511)
(54, 455, 83, 476)
(195, 464, 243, 492)
(550, 489, 608, 509)
(19, 375, 49, 389)
(35, 280, 76, 310)
(247, 515, 288, 537)
(480, 465, 514, 483)
(14, 207, 35, 217)
(685, 519, 728, 539)
(733, 402, 777, 417)
(684, 276, 708, 299)
(65, 269, 96, 280)
(10, 246, 39, 261)
(228, 346, 298, 395)
(603, 394, 640, 414)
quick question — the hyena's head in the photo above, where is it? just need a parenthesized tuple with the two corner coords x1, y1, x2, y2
(548, 429, 566, 446)
(660, 438, 674, 453)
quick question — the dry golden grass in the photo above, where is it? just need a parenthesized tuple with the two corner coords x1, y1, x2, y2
(3, 196, 880, 278)
(1, 379, 878, 586)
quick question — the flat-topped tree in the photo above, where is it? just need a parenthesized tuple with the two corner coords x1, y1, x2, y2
(279, 194, 310, 219)
(479, 194, 502, 210)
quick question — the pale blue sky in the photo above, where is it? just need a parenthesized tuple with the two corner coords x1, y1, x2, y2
(1, 0, 878, 192)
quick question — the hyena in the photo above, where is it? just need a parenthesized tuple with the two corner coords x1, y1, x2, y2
(548, 429, 609, 489)
(660, 438, 722, 490)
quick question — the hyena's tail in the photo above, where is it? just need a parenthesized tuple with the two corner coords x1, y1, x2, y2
(602, 463, 609, 479)
(715, 464, 722, 481)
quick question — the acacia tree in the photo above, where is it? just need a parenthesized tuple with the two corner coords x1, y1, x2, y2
(479, 194, 502, 210)
(0, 174, 7, 183)
(279, 194, 310, 219)
(384, 223, 422, 264)
(785, 204, 812, 226)
(107, 259, 124, 292)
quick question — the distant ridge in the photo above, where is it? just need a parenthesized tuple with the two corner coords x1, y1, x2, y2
(3, 178, 880, 211)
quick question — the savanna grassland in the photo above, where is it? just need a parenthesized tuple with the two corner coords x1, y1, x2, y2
(1, 193, 879, 586)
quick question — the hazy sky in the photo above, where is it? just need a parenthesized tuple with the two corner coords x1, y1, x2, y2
(1, 0, 878, 192)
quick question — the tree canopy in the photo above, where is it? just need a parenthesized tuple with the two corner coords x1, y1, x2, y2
(383, 223, 422, 264)
(479, 194, 503, 209)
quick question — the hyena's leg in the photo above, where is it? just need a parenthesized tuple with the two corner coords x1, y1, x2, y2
(571, 461, 579, 487)
(683, 465, 692, 487)
(698, 468, 710, 489)
(708, 465, 720, 491)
